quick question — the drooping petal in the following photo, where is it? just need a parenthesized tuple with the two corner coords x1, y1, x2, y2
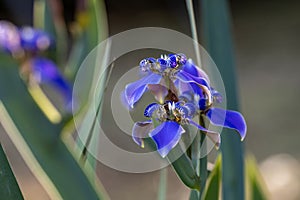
(147, 84, 168, 104)
(149, 121, 185, 157)
(124, 73, 162, 108)
(176, 70, 210, 88)
(132, 121, 154, 148)
(206, 108, 247, 140)
(189, 120, 221, 147)
(181, 59, 210, 82)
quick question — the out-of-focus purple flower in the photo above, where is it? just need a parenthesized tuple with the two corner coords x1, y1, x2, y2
(28, 58, 73, 111)
(133, 101, 220, 157)
(0, 20, 21, 54)
(123, 54, 210, 108)
(19, 27, 53, 52)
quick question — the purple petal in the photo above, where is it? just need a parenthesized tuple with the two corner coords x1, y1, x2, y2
(147, 84, 168, 104)
(181, 59, 210, 82)
(124, 73, 162, 108)
(149, 121, 185, 157)
(20, 27, 53, 51)
(30, 58, 73, 110)
(0, 21, 21, 53)
(189, 120, 221, 147)
(132, 121, 154, 147)
(206, 108, 247, 140)
(176, 70, 210, 88)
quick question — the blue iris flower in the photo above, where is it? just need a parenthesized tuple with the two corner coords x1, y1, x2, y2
(123, 53, 210, 108)
(0, 20, 53, 54)
(0, 20, 21, 54)
(27, 58, 74, 112)
(122, 54, 247, 158)
(132, 101, 220, 157)
(19, 26, 53, 51)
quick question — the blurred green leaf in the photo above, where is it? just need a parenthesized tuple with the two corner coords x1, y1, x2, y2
(201, 155, 221, 200)
(0, 57, 103, 199)
(200, 0, 245, 200)
(246, 155, 269, 200)
(0, 144, 24, 200)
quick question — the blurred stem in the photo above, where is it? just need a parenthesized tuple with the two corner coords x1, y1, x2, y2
(189, 116, 207, 200)
(157, 168, 167, 200)
(185, 0, 202, 68)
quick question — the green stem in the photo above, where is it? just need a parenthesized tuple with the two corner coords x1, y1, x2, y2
(199, 116, 207, 198)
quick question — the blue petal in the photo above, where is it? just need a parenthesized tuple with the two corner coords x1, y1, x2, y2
(149, 121, 185, 157)
(20, 27, 53, 51)
(132, 121, 154, 147)
(181, 59, 210, 82)
(206, 108, 247, 140)
(31, 58, 73, 111)
(144, 103, 159, 117)
(189, 120, 221, 147)
(176, 70, 210, 88)
(124, 73, 162, 108)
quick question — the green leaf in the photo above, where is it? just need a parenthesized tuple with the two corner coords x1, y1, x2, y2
(167, 145, 200, 190)
(246, 155, 269, 200)
(0, 57, 103, 199)
(201, 155, 221, 200)
(0, 143, 24, 200)
(143, 137, 200, 191)
(200, 0, 245, 200)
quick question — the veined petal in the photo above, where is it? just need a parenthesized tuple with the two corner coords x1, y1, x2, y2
(132, 121, 154, 148)
(181, 59, 210, 82)
(176, 70, 210, 88)
(189, 120, 221, 147)
(147, 84, 168, 104)
(124, 73, 161, 108)
(206, 108, 247, 140)
(149, 121, 185, 157)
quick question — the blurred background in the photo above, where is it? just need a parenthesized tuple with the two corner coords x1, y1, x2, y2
(0, 0, 300, 199)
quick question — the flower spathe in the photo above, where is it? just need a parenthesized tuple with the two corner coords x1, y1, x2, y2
(123, 53, 247, 157)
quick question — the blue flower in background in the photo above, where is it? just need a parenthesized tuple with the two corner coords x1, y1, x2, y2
(0, 20, 53, 54)
(25, 58, 74, 112)
(19, 26, 53, 52)
(122, 54, 247, 157)
(0, 20, 21, 54)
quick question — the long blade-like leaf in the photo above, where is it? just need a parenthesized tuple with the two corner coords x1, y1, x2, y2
(200, 0, 245, 199)
(201, 155, 221, 200)
(0, 57, 102, 199)
(0, 143, 24, 200)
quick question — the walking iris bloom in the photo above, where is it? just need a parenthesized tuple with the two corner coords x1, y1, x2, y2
(0, 20, 73, 112)
(122, 53, 247, 158)
(0, 20, 53, 55)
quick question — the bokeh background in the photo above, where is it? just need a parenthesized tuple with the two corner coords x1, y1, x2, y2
(0, 0, 299, 199)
